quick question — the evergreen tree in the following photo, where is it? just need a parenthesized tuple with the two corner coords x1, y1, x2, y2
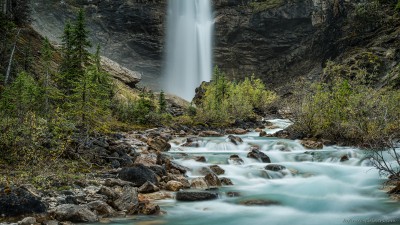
(70, 8, 91, 78)
(158, 90, 167, 113)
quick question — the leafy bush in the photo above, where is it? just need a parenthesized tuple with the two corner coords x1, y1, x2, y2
(196, 67, 277, 125)
(291, 77, 400, 146)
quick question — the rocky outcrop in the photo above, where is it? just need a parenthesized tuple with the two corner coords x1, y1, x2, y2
(0, 186, 47, 217)
(101, 56, 141, 88)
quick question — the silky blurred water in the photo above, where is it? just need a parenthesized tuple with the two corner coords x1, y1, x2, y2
(92, 119, 400, 225)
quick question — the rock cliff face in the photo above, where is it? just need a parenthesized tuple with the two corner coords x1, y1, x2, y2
(31, 0, 393, 93)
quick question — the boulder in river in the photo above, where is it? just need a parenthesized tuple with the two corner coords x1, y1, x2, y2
(166, 181, 184, 191)
(228, 154, 244, 165)
(265, 164, 286, 171)
(209, 165, 225, 175)
(190, 178, 209, 189)
(53, 204, 98, 222)
(228, 135, 243, 145)
(0, 186, 47, 217)
(301, 139, 323, 149)
(118, 164, 158, 187)
(247, 150, 271, 163)
(134, 153, 158, 166)
(220, 177, 234, 185)
(176, 191, 218, 201)
(205, 173, 222, 187)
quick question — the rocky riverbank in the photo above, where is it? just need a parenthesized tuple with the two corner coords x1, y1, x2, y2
(0, 124, 271, 224)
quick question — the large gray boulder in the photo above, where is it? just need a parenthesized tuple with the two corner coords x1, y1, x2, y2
(176, 191, 218, 202)
(53, 204, 98, 222)
(118, 164, 158, 187)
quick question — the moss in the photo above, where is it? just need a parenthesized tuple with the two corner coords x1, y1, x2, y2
(250, 0, 285, 12)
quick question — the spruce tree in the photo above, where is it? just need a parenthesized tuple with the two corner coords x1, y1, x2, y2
(71, 8, 91, 78)
(158, 90, 167, 113)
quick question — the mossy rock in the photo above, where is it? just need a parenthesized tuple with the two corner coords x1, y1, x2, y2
(250, 0, 285, 12)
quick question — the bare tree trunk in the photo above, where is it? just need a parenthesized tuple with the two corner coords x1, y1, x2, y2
(5, 28, 21, 84)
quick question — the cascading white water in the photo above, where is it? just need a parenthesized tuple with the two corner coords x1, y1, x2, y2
(163, 0, 213, 101)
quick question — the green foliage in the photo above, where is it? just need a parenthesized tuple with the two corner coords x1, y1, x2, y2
(196, 67, 277, 125)
(353, 1, 384, 31)
(396, 0, 400, 10)
(291, 76, 400, 145)
(158, 90, 167, 113)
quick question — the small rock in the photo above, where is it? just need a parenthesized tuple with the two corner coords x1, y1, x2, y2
(53, 204, 98, 222)
(228, 154, 244, 165)
(199, 130, 223, 137)
(165, 174, 191, 188)
(190, 178, 209, 189)
(97, 186, 119, 200)
(340, 155, 349, 162)
(139, 203, 160, 215)
(228, 135, 243, 145)
(226, 128, 248, 135)
(239, 199, 280, 206)
(255, 128, 263, 132)
(104, 178, 134, 187)
(167, 161, 189, 174)
(259, 131, 267, 137)
(220, 177, 233, 185)
(209, 165, 225, 175)
(86, 200, 115, 217)
(226, 192, 240, 197)
(194, 156, 206, 162)
(247, 150, 271, 163)
(138, 181, 160, 194)
(135, 153, 158, 166)
(111, 160, 120, 168)
(205, 173, 221, 187)
(265, 164, 286, 171)
(43, 220, 59, 225)
(301, 139, 323, 149)
(113, 186, 139, 213)
(166, 181, 184, 191)
(19, 217, 36, 225)
(176, 191, 218, 201)
(147, 136, 171, 152)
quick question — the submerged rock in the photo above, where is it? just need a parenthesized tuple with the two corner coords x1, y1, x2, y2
(228, 155, 244, 165)
(265, 164, 286, 171)
(239, 199, 280, 206)
(53, 204, 98, 222)
(340, 155, 350, 162)
(118, 164, 158, 187)
(176, 191, 218, 201)
(220, 177, 234, 186)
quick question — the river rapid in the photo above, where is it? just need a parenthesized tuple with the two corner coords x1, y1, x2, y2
(96, 119, 400, 225)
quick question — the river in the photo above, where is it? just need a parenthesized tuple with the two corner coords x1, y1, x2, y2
(96, 119, 400, 225)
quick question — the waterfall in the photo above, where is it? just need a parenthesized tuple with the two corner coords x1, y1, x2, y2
(163, 0, 214, 101)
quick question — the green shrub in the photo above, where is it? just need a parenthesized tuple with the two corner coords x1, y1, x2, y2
(196, 67, 277, 125)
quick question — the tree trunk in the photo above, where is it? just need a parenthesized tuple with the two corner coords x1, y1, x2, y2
(5, 28, 21, 85)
